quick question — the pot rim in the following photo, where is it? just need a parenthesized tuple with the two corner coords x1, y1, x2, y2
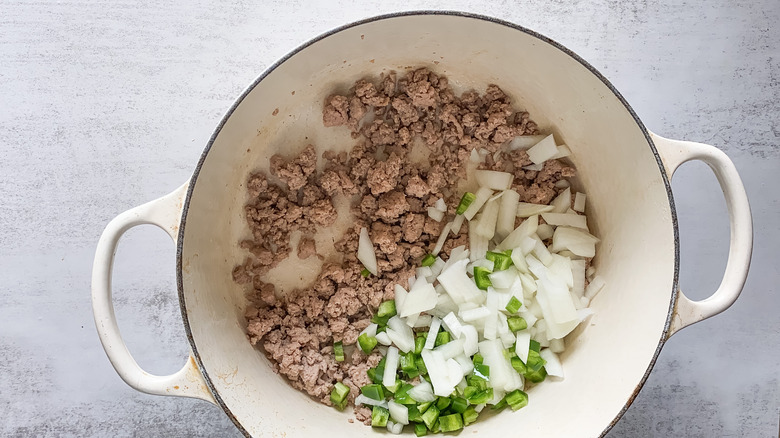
(175, 10, 680, 438)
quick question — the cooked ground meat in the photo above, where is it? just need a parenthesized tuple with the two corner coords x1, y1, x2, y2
(234, 67, 574, 420)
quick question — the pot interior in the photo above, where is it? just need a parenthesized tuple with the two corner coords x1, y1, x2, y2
(179, 12, 676, 438)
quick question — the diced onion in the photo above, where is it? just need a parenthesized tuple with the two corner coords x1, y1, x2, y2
(463, 186, 493, 220)
(432, 221, 452, 256)
(450, 214, 465, 235)
(435, 197, 447, 212)
(358, 227, 378, 275)
(355, 394, 389, 408)
(496, 190, 520, 242)
(508, 135, 547, 150)
(497, 215, 538, 250)
(550, 188, 571, 213)
(527, 134, 558, 165)
(551, 145, 571, 159)
(388, 400, 409, 425)
(376, 331, 392, 346)
(475, 170, 513, 190)
(360, 323, 378, 338)
(516, 202, 554, 218)
(408, 381, 436, 403)
(424, 317, 442, 350)
(585, 275, 606, 300)
(383, 346, 400, 387)
(573, 192, 586, 212)
(475, 198, 499, 238)
(427, 206, 445, 222)
(540, 349, 564, 378)
(541, 212, 588, 230)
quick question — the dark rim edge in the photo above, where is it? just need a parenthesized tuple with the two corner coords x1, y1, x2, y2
(175, 10, 680, 438)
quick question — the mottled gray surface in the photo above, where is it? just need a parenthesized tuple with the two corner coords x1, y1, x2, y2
(1, 0, 777, 437)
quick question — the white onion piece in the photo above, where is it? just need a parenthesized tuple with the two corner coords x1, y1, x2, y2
(429, 257, 446, 278)
(387, 420, 403, 434)
(573, 192, 586, 212)
(551, 188, 571, 213)
(468, 219, 489, 262)
(554, 179, 571, 189)
(540, 349, 564, 378)
(541, 212, 588, 230)
(421, 349, 454, 397)
(355, 394, 389, 408)
(439, 259, 483, 304)
(463, 186, 493, 220)
(460, 306, 490, 322)
(522, 163, 544, 171)
(475, 198, 500, 239)
(585, 275, 606, 300)
(400, 281, 438, 318)
(535, 282, 579, 340)
(533, 239, 554, 265)
(358, 227, 378, 275)
(416, 266, 433, 280)
(514, 331, 531, 362)
(586, 266, 596, 279)
(474, 403, 486, 413)
(549, 338, 565, 353)
(496, 190, 520, 242)
(551, 145, 571, 159)
(388, 400, 409, 425)
(509, 248, 529, 273)
(424, 317, 442, 350)
(536, 224, 554, 241)
(516, 202, 554, 218)
(519, 235, 537, 256)
(387, 316, 415, 352)
(394, 284, 407, 312)
(551, 226, 599, 258)
(538, 277, 578, 325)
(519, 273, 537, 295)
(487, 190, 505, 203)
(383, 346, 400, 387)
(475, 170, 513, 190)
(436, 338, 465, 360)
(483, 291, 499, 340)
(432, 221, 452, 256)
(360, 323, 378, 339)
(571, 259, 586, 297)
(376, 331, 392, 346)
(413, 314, 432, 328)
(450, 214, 465, 235)
(454, 354, 474, 375)
(443, 245, 469, 272)
(427, 206, 445, 222)
(548, 254, 574, 288)
(431, 293, 458, 319)
(435, 197, 447, 212)
(488, 269, 517, 289)
(570, 290, 584, 310)
(527, 134, 558, 164)
(459, 324, 479, 356)
(441, 312, 463, 338)
(508, 134, 546, 150)
(469, 148, 481, 163)
(497, 215, 538, 250)
(446, 358, 464, 387)
(408, 381, 436, 403)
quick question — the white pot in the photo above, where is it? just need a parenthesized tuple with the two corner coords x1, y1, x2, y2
(92, 12, 752, 437)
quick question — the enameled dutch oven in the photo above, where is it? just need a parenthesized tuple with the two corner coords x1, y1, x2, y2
(92, 11, 752, 437)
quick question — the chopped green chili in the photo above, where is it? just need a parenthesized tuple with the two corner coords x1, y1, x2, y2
(371, 406, 390, 427)
(505, 389, 529, 411)
(450, 397, 469, 414)
(473, 266, 492, 290)
(377, 300, 397, 318)
(486, 251, 513, 271)
(361, 383, 385, 401)
(330, 382, 350, 410)
(507, 316, 527, 332)
(462, 406, 479, 426)
(505, 296, 523, 314)
(358, 333, 378, 354)
(414, 422, 428, 436)
(421, 404, 440, 429)
(456, 192, 476, 215)
(434, 331, 450, 347)
(438, 413, 464, 432)
(333, 341, 345, 362)
(421, 254, 436, 267)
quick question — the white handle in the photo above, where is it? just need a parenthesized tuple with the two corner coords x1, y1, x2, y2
(651, 133, 753, 337)
(91, 181, 216, 404)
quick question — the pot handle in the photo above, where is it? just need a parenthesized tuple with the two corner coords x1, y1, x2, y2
(91, 181, 216, 404)
(651, 133, 753, 337)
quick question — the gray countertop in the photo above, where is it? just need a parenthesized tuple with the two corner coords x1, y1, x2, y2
(1, 1, 778, 436)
